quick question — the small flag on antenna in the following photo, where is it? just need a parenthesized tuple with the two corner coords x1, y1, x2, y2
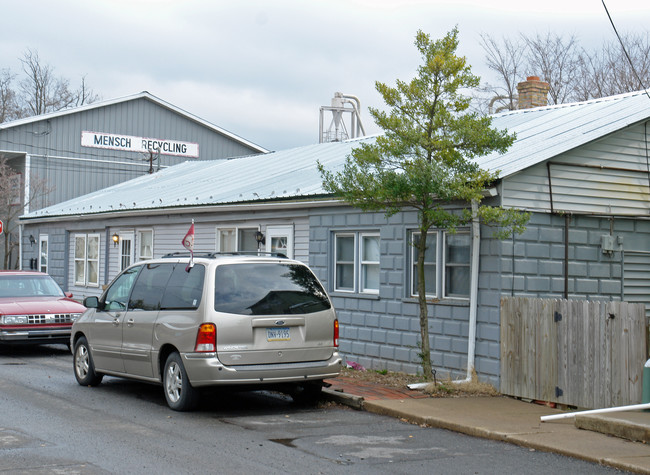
(182, 220, 195, 271)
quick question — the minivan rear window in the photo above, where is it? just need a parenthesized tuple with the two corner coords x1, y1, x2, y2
(214, 263, 331, 315)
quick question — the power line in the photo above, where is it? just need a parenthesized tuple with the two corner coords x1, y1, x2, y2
(601, 0, 650, 100)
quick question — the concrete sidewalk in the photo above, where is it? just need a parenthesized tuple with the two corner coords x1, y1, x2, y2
(323, 378, 650, 474)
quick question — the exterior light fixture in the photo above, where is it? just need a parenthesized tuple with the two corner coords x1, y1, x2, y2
(254, 231, 265, 246)
(29, 235, 36, 247)
(112, 233, 119, 247)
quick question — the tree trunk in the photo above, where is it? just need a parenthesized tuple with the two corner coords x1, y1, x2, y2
(416, 225, 433, 379)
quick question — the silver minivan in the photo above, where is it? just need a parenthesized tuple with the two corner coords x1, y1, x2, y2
(71, 253, 341, 411)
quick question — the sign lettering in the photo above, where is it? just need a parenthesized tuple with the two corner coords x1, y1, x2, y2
(81, 131, 199, 158)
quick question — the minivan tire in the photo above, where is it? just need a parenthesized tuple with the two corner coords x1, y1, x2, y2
(73, 336, 104, 386)
(163, 352, 199, 411)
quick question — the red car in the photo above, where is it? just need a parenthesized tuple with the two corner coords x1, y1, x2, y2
(0, 271, 86, 344)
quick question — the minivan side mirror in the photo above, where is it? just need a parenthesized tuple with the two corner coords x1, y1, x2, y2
(83, 296, 100, 309)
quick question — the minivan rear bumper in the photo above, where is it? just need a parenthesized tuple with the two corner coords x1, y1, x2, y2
(182, 351, 342, 386)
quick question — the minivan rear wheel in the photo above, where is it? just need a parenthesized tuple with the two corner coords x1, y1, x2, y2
(163, 352, 199, 411)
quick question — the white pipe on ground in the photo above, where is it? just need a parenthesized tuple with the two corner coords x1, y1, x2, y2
(541, 402, 650, 422)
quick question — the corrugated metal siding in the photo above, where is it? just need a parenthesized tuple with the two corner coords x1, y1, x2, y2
(502, 122, 650, 215)
(1, 94, 265, 211)
(484, 91, 650, 178)
(623, 250, 650, 319)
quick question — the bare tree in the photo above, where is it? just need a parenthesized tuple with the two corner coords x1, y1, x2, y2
(0, 69, 22, 122)
(523, 32, 582, 105)
(75, 74, 100, 107)
(577, 32, 650, 100)
(480, 33, 526, 112)
(479, 31, 650, 111)
(0, 154, 51, 269)
(16, 48, 99, 117)
(18, 49, 76, 115)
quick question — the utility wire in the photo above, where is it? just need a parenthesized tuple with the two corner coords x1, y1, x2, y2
(601, 0, 650, 100)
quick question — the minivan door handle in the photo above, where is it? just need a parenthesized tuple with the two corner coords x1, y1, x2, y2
(126, 318, 135, 327)
(112, 317, 121, 326)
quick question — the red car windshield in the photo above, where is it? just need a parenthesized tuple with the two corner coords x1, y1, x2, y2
(0, 275, 65, 298)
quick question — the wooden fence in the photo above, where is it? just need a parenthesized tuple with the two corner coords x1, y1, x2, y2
(500, 297, 647, 409)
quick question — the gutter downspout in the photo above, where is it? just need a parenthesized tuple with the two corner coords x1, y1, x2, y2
(409, 200, 480, 389)
(18, 223, 23, 270)
(457, 199, 480, 383)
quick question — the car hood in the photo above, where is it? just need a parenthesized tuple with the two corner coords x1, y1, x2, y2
(0, 297, 86, 315)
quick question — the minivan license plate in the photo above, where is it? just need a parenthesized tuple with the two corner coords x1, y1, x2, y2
(267, 327, 290, 341)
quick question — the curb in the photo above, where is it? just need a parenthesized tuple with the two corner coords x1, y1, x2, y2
(322, 388, 364, 409)
(322, 390, 650, 475)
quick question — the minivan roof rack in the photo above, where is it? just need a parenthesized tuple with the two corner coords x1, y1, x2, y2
(161, 251, 288, 259)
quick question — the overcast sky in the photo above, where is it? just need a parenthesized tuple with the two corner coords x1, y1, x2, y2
(1, 0, 648, 152)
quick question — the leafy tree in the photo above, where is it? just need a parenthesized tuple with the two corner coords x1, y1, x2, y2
(319, 28, 529, 378)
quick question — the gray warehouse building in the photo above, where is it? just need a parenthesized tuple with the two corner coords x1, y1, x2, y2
(0, 91, 267, 267)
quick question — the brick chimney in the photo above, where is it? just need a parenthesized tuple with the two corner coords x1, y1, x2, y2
(517, 76, 550, 109)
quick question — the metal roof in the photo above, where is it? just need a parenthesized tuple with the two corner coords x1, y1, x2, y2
(483, 90, 650, 177)
(22, 90, 650, 220)
(0, 91, 268, 154)
(23, 138, 370, 219)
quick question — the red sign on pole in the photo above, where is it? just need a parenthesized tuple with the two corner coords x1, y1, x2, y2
(0, 220, 3, 235)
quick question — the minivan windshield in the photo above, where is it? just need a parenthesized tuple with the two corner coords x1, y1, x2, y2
(214, 262, 331, 315)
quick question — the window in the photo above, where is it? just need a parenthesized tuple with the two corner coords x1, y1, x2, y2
(119, 233, 134, 271)
(214, 262, 331, 315)
(128, 263, 174, 311)
(39, 235, 48, 274)
(333, 232, 379, 294)
(138, 230, 153, 260)
(265, 225, 294, 258)
(411, 232, 437, 297)
(74, 234, 100, 287)
(104, 266, 141, 311)
(410, 229, 470, 299)
(444, 232, 471, 298)
(216, 227, 259, 253)
(360, 234, 380, 292)
(160, 264, 205, 310)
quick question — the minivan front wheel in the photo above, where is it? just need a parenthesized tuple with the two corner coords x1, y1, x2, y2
(163, 352, 199, 411)
(73, 336, 103, 386)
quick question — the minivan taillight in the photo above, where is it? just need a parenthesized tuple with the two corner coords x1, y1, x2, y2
(333, 319, 339, 348)
(195, 323, 216, 352)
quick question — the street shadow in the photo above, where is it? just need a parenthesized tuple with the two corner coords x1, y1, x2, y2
(0, 343, 70, 358)
(92, 376, 319, 416)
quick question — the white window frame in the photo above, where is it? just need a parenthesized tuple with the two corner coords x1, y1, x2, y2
(265, 225, 294, 258)
(359, 233, 380, 294)
(409, 229, 470, 300)
(333, 231, 380, 294)
(118, 232, 135, 271)
(334, 233, 355, 293)
(410, 231, 438, 299)
(38, 235, 48, 274)
(215, 226, 260, 253)
(442, 230, 471, 299)
(74, 233, 100, 287)
(137, 229, 154, 261)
